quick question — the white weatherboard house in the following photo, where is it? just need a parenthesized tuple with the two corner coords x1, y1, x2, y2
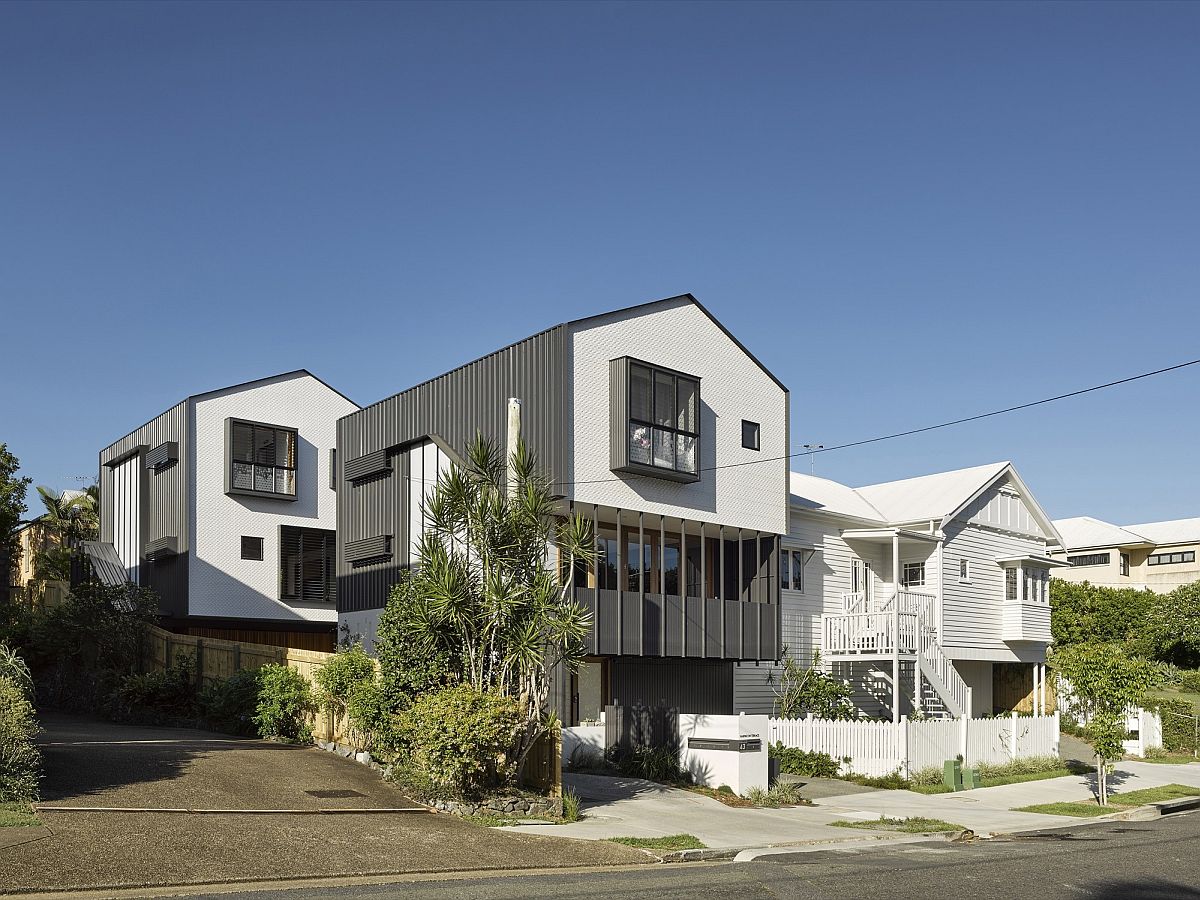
(1051, 515, 1200, 594)
(732, 462, 1066, 720)
(97, 370, 358, 650)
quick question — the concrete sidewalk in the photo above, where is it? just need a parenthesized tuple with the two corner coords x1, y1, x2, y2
(505, 762, 1200, 850)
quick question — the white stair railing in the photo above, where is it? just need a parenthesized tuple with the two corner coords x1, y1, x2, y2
(918, 628, 972, 718)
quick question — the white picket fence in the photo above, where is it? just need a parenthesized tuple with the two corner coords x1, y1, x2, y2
(768, 712, 1061, 777)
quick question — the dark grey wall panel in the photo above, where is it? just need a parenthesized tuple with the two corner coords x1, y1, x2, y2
(336, 326, 567, 613)
(596, 589, 619, 655)
(685, 597, 703, 658)
(338, 563, 408, 614)
(610, 658, 734, 714)
(99, 400, 189, 615)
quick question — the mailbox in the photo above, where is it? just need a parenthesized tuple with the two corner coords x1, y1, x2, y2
(688, 737, 763, 753)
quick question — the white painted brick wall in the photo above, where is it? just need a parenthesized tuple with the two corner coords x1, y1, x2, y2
(567, 299, 788, 535)
(189, 374, 357, 622)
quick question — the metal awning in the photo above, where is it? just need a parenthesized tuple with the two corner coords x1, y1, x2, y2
(995, 553, 1071, 569)
(80, 541, 130, 586)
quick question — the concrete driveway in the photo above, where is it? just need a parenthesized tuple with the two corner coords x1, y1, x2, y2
(2, 714, 646, 894)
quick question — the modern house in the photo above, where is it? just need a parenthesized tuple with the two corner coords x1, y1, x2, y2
(335, 294, 789, 722)
(96, 370, 358, 651)
(1051, 516, 1200, 593)
(732, 462, 1066, 720)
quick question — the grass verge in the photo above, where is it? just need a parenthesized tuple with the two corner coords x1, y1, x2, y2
(607, 834, 707, 851)
(912, 767, 1084, 794)
(1016, 782, 1200, 817)
(0, 802, 40, 828)
(830, 816, 964, 833)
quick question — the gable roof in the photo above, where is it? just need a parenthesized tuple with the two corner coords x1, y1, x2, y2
(791, 461, 1062, 545)
(789, 473, 884, 523)
(1052, 516, 1154, 552)
(854, 462, 1011, 525)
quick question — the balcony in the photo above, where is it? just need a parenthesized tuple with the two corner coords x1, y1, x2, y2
(1002, 601, 1052, 643)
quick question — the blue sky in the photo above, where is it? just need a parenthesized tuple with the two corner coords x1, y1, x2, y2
(3, 1, 1198, 524)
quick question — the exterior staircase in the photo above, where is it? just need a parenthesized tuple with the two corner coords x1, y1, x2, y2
(823, 590, 972, 719)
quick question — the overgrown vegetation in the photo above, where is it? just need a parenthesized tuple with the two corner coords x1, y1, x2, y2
(0, 650, 40, 803)
(1159, 698, 1199, 755)
(607, 834, 706, 851)
(609, 742, 687, 784)
(562, 788, 581, 822)
(198, 668, 262, 736)
(108, 655, 199, 724)
(910, 756, 1085, 793)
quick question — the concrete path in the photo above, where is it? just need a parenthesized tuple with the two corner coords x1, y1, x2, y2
(2, 714, 646, 893)
(504, 762, 1200, 850)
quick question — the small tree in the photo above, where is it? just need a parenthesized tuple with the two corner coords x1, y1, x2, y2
(382, 434, 595, 783)
(0, 445, 31, 590)
(767, 651, 856, 720)
(1052, 643, 1164, 804)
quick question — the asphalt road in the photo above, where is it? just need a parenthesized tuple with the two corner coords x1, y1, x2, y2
(175, 812, 1200, 900)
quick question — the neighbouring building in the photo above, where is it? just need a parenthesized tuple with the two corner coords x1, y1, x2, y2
(1051, 516, 1200, 593)
(732, 462, 1066, 720)
(96, 370, 358, 651)
(335, 293, 789, 722)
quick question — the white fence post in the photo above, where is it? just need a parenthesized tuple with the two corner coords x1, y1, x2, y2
(1053, 709, 1060, 756)
(959, 714, 968, 762)
(1009, 710, 1018, 759)
(899, 715, 909, 779)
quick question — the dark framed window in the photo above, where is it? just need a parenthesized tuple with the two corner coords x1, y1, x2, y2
(1148, 551, 1195, 566)
(241, 536, 263, 561)
(1067, 553, 1110, 567)
(611, 358, 700, 483)
(1120, 552, 1130, 576)
(227, 419, 297, 500)
(741, 420, 760, 451)
(780, 548, 804, 591)
(280, 526, 335, 603)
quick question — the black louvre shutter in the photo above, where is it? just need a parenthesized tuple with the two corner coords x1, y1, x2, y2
(280, 526, 336, 603)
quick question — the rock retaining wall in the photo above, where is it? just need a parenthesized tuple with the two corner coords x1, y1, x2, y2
(428, 796, 563, 819)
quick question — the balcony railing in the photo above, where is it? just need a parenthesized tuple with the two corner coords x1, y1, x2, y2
(823, 611, 919, 656)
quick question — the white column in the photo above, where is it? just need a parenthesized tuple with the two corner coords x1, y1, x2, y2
(892, 530, 901, 725)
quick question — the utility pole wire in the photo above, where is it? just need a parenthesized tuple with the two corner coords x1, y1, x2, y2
(557, 355, 1200, 487)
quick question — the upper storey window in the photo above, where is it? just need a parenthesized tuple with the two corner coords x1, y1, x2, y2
(611, 358, 700, 483)
(226, 418, 298, 500)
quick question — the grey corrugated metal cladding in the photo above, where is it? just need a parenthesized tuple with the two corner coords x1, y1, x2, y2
(335, 326, 567, 614)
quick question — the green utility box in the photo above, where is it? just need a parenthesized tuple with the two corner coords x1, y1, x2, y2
(943, 759, 962, 791)
(961, 767, 982, 790)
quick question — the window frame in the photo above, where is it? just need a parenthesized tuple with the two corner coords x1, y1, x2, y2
(958, 558, 971, 583)
(780, 547, 805, 592)
(225, 417, 299, 502)
(279, 525, 336, 603)
(1067, 552, 1111, 568)
(1147, 550, 1196, 566)
(741, 420, 761, 451)
(901, 561, 926, 589)
(1120, 552, 1130, 576)
(611, 357, 701, 483)
(240, 536, 264, 561)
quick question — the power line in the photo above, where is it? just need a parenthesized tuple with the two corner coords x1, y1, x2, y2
(556, 355, 1200, 488)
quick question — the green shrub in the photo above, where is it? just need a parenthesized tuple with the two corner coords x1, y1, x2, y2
(909, 766, 944, 786)
(608, 743, 686, 783)
(767, 781, 803, 805)
(0, 675, 40, 802)
(562, 788, 581, 822)
(1162, 698, 1199, 754)
(0, 644, 34, 701)
(744, 785, 769, 805)
(344, 677, 402, 758)
(397, 683, 522, 799)
(843, 768, 910, 789)
(1176, 669, 1200, 694)
(254, 664, 315, 742)
(770, 743, 841, 777)
(109, 655, 197, 723)
(199, 669, 262, 736)
(314, 644, 376, 719)
(975, 756, 1064, 779)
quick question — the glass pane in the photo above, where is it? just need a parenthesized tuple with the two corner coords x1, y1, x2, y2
(676, 433, 696, 473)
(254, 427, 276, 465)
(276, 468, 296, 495)
(629, 423, 652, 465)
(231, 423, 255, 462)
(780, 551, 790, 590)
(793, 551, 804, 591)
(232, 462, 253, 490)
(663, 532, 680, 596)
(276, 430, 295, 467)
(652, 428, 674, 468)
(676, 378, 697, 433)
(654, 371, 675, 427)
(255, 465, 275, 492)
(630, 364, 652, 422)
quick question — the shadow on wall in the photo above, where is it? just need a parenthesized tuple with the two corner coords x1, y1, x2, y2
(188, 556, 336, 624)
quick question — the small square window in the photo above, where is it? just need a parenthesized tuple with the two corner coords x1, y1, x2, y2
(741, 420, 760, 451)
(241, 536, 264, 561)
(959, 559, 971, 583)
